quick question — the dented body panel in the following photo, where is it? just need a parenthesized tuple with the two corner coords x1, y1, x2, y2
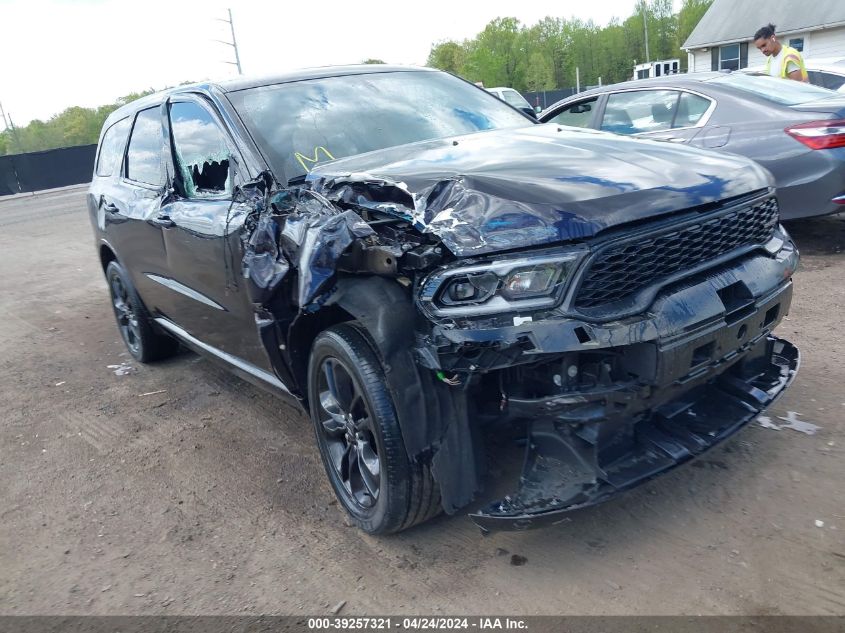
(88, 66, 800, 531)
(306, 125, 771, 256)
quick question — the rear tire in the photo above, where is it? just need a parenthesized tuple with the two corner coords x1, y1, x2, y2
(106, 261, 178, 363)
(308, 323, 441, 534)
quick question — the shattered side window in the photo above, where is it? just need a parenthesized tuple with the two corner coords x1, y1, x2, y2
(126, 107, 165, 186)
(228, 70, 530, 182)
(96, 117, 130, 177)
(168, 101, 232, 198)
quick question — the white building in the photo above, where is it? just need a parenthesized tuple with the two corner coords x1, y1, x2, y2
(682, 0, 845, 72)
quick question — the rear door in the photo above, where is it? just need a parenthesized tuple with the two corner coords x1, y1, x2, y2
(100, 105, 172, 309)
(156, 95, 270, 369)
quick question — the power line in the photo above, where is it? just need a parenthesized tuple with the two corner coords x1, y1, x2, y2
(215, 8, 243, 75)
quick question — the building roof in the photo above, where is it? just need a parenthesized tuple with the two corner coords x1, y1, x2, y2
(682, 0, 845, 49)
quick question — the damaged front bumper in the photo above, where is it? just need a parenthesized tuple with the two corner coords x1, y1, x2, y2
(410, 239, 800, 531)
(470, 336, 799, 531)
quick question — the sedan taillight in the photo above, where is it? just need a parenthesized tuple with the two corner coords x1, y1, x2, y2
(785, 118, 845, 149)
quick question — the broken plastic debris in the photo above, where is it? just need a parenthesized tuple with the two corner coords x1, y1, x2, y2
(815, 520, 825, 528)
(756, 411, 820, 435)
(138, 390, 167, 397)
(756, 416, 780, 430)
(55, 381, 66, 387)
(777, 411, 821, 435)
(107, 363, 136, 376)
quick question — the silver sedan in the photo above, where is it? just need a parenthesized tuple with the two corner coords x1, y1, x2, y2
(539, 72, 845, 220)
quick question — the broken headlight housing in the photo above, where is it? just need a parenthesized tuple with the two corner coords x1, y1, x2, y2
(418, 251, 585, 317)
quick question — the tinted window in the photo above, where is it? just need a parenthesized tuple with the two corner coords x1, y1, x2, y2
(601, 90, 679, 135)
(126, 107, 164, 186)
(808, 71, 826, 89)
(169, 101, 232, 197)
(546, 97, 597, 128)
(720, 44, 740, 71)
(788, 37, 804, 52)
(227, 71, 529, 181)
(96, 117, 130, 177)
(675, 92, 712, 127)
(821, 71, 845, 91)
(707, 73, 836, 105)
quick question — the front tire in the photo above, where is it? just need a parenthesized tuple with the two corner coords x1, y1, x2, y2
(106, 261, 178, 363)
(308, 324, 440, 534)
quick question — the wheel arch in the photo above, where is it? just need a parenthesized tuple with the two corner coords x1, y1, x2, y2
(298, 276, 484, 514)
(99, 241, 118, 274)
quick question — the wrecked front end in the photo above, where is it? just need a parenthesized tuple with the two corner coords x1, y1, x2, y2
(237, 131, 800, 532)
(412, 192, 799, 530)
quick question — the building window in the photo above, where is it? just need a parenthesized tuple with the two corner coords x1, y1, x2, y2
(719, 44, 740, 71)
(789, 37, 804, 52)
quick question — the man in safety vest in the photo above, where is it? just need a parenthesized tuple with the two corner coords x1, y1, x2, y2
(753, 23, 808, 82)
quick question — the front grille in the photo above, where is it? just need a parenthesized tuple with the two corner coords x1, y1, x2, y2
(573, 197, 779, 309)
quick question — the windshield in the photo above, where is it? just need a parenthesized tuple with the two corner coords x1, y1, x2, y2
(707, 73, 837, 105)
(227, 70, 531, 182)
(502, 89, 530, 108)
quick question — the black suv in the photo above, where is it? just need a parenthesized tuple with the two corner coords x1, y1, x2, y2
(88, 65, 799, 533)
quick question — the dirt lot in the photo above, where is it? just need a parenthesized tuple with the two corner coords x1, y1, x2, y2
(0, 188, 843, 616)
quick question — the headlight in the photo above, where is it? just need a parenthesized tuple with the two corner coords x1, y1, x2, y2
(500, 265, 562, 300)
(419, 251, 584, 317)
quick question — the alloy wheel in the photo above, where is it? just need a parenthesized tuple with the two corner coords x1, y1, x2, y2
(109, 274, 141, 356)
(316, 357, 381, 509)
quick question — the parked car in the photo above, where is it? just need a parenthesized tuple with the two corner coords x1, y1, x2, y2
(539, 72, 845, 219)
(89, 65, 798, 533)
(486, 86, 537, 117)
(804, 57, 845, 92)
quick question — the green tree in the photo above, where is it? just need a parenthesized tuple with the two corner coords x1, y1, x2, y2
(464, 17, 523, 88)
(678, 0, 713, 51)
(361, 58, 385, 64)
(524, 51, 555, 91)
(426, 40, 469, 75)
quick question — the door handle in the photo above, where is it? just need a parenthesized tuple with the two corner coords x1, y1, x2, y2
(152, 214, 175, 228)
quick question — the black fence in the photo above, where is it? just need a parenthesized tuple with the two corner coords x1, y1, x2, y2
(0, 144, 96, 196)
(523, 88, 578, 111)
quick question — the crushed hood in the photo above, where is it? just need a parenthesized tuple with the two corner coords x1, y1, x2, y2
(306, 125, 773, 256)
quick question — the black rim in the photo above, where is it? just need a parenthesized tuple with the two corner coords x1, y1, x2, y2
(316, 357, 381, 509)
(109, 273, 141, 356)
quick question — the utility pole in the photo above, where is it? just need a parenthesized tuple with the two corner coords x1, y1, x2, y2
(0, 101, 24, 153)
(576, 67, 580, 93)
(215, 8, 243, 75)
(641, 1, 650, 63)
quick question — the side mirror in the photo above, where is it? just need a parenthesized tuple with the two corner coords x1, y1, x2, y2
(535, 106, 542, 113)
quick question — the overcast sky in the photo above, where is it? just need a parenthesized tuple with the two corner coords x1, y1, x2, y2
(1, 0, 675, 126)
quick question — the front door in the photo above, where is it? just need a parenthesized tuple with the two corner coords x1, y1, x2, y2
(155, 96, 270, 370)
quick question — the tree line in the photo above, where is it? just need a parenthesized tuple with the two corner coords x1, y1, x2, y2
(0, 88, 163, 157)
(427, 0, 712, 92)
(1, 0, 711, 157)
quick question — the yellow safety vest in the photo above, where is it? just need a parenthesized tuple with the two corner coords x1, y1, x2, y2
(765, 45, 808, 80)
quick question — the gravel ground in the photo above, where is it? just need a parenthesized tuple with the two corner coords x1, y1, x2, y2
(0, 188, 843, 615)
